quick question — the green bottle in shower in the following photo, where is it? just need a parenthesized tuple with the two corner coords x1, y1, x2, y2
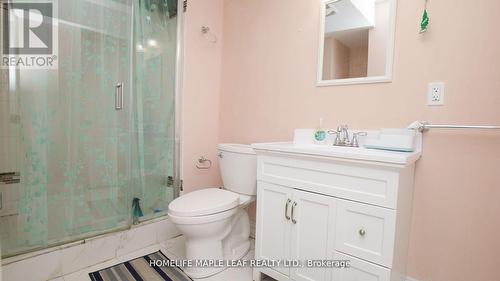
(132, 197, 144, 225)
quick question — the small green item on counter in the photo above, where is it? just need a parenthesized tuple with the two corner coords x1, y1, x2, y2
(314, 118, 327, 143)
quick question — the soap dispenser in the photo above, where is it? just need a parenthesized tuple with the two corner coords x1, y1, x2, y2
(314, 118, 327, 144)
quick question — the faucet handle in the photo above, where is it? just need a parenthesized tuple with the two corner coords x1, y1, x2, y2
(354, 131, 368, 136)
(328, 129, 343, 146)
(351, 132, 368, 147)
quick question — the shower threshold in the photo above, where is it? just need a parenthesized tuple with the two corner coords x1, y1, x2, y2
(1, 216, 180, 281)
(1, 213, 169, 262)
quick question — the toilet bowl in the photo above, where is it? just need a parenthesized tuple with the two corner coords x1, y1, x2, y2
(168, 144, 257, 279)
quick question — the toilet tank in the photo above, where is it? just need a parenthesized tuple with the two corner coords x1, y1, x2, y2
(218, 144, 257, 196)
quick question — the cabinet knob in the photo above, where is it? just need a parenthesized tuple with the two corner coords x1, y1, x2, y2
(359, 229, 366, 236)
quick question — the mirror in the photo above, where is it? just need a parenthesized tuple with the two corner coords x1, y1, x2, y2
(317, 0, 396, 86)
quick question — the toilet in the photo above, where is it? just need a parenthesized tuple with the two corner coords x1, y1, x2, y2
(168, 144, 257, 279)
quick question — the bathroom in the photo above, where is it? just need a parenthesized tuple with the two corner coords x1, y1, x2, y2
(1, 0, 499, 281)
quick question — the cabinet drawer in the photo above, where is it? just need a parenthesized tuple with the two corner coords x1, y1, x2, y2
(258, 155, 400, 208)
(335, 200, 396, 267)
(332, 252, 391, 281)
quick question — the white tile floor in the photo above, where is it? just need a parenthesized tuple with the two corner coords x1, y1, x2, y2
(52, 236, 264, 281)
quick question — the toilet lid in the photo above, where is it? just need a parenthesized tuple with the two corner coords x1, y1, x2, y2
(168, 188, 240, 217)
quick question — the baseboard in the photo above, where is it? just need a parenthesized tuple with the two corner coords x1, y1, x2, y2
(407, 277, 420, 281)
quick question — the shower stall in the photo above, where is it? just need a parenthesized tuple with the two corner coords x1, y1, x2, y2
(0, 0, 181, 258)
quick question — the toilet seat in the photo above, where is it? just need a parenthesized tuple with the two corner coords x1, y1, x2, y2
(169, 207, 238, 225)
(169, 188, 239, 217)
(168, 189, 256, 225)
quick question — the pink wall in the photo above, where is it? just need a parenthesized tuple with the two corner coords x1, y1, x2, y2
(348, 45, 368, 78)
(181, 0, 224, 192)
(323, 37, 350, 79)
(323, 37, 368, 79)
(217, 0, 500, 281)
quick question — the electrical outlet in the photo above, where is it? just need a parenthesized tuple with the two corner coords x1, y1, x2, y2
(428, 82, 445, 106)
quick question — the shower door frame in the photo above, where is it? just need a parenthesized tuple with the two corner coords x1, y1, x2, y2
(173, 0, 184, 201)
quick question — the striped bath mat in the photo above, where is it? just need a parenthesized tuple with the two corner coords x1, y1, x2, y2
(89, 251, 192, 281)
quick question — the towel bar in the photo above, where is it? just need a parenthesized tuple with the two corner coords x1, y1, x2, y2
(410, 121, 500, 133)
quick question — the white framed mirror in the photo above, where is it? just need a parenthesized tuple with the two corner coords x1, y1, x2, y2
(317, 0, 397, 86)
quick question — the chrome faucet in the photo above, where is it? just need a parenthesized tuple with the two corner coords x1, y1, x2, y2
(328, 125, 350, 146)
(328, 125, 366, 148)
(340, 125, 350, 145)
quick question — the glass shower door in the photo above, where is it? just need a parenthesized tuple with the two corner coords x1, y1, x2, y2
(132, 0, 178, 219)
(1, 0, 179, 258)
(0, 0, 134, 256)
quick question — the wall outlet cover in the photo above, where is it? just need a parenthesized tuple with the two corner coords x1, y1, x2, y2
(428, 82, 445, 106)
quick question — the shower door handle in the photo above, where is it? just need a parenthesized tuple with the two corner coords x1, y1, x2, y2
(115, 82, 124, 110)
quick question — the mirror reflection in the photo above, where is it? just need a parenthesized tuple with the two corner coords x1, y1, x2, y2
(319, 0, 395, 83)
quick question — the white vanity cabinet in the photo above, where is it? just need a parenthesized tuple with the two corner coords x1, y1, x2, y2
(257, 182, 336, 281)
(252, 143, 420, 281)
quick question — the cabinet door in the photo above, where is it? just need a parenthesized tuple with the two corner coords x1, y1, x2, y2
(255, 182, 293, 277)
(290, 190, 336, 281)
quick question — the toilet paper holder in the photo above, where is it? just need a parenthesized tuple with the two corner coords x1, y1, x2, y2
(196, 156, 212, 169)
